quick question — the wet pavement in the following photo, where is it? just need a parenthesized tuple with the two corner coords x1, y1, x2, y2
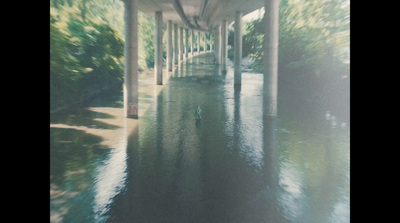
(50, 53, 350, 223)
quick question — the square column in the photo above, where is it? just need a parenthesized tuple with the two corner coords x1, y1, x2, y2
(173, 24, 178, 64)
(210, 34, 213, 51)
(234, 11, 243, 86)
(214, 25, 221, 64)
(167, 20, 173, 72)
(185, 28, 189, 58)
(179, 26, 183, 61)
(197, 31, 200, 54)
(123, 0, 139, 118)
(154, 11, 163, 85)
(221, 20, 228, 73)
(191, 29, 194, 56)
(263, 0, 279, 117)
(203, 32, 207, 52)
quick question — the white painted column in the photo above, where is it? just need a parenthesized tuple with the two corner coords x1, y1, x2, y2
(203, 32, 207, 52)
(173, 24, 178, 65)
(221, 20, 228, 73)
(214, 25, 221, 64)
(167, 20, 173, 72)
(191, 29, 194, 56)
(154, 11, 163, 85)
(197, 31, 200, 54)
(179, 26, 183, 61)
(263, 0, 279, 117)
(123, 0, 139, 118)
(185, 28, 189, 58)
(234, 11, 242, 86)
(210, 34, 213, 51)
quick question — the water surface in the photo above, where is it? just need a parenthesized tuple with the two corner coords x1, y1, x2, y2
(50, 53, 350, 223)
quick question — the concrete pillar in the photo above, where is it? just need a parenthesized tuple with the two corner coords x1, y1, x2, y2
(214, 25, 221, 64)
(221, 20, 228, 73)
(167, 20, 173, 72)
(173, 24, 178, 64)
(191, 29, 194, 56)
(263, 0, 279, 117)
(185, 28, 189, 58)
(154, 11, 163, 85)
(234, 11, 242, 86)
(197, 31, 200, 53)
(123, 0, 139, 118)
(210, 34, 213, 51)
(179, 26, 183, 61)
(203, 32, 207, 52)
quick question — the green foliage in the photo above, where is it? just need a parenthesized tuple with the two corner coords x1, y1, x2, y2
(239, 0, 349, 119)
(50, 0, 163, 111)
(50, 1, 124, 111)
(138, 12, 155, 70)
(242, 18, 264, 68)
(50, 14, 83, 108)
(241, 0, 349, 75)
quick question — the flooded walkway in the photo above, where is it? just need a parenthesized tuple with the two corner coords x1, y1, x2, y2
(50, 53, 350, 223)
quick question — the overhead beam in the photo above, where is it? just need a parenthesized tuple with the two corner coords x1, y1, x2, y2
(193, 16, 200, 29)
(172, 0, 194, 29)
(199, 0, 209, 20)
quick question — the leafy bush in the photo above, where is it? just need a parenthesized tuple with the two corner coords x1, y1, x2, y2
(50, 3, 124, 111)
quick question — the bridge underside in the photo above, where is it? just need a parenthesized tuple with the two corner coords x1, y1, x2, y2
(122, 0, 278, 118)
(137, 0, 265, 32)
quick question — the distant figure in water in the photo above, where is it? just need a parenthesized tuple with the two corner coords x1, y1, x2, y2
(195, 105, 202, 120)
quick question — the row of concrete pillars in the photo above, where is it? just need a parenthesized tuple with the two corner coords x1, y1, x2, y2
(122, 0, 279, 119)
(167, 21, 212, 75)
(210, 13, 241, 82)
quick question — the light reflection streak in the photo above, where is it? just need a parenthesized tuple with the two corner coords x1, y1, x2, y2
(330, 191, 350, 223)
(224, 71, 265, 169)
(278, 162, 306, 220)
(92, 124, 128, 221)
(237, 73, 264, 168)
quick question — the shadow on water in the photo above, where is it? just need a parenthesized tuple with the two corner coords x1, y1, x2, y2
(50, 108, 120, 130)
(50, 92, 124, 130)
(50, 128, 109, 181)
(50, 92, 128, 222)
(50, 127, 112, 222)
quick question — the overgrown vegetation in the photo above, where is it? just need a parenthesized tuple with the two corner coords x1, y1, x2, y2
(51, 0, 349, 120)
(50, 0, 158, 111)
(229, 0, 350, 120)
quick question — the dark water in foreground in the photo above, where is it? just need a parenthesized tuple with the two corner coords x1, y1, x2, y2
(50, 54, 350, 223)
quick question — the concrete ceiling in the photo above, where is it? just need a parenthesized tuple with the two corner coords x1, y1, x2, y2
(137, 0, 265, 32)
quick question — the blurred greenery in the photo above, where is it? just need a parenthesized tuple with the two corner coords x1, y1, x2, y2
(230, 0, 350, 120)
(51, 0, 349, 120)
(50, 0, 159, 111)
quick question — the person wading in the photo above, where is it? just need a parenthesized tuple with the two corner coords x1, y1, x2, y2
(195, 105, 202, 120)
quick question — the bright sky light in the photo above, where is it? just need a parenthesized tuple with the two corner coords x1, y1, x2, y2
(243, 7, 264, 22)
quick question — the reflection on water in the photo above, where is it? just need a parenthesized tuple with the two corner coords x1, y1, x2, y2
(50, 53, 349, 223)
(50, 107, 129, 222)
(92, 126, 128, 222)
